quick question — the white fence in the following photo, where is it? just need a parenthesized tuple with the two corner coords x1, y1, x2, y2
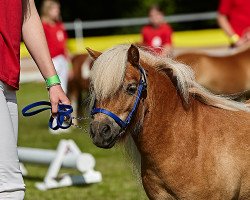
(64, 11, 217, 39)
(20, 11, 219, 83)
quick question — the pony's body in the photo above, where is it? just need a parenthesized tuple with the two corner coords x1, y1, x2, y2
(88, 44, 250, 199)
(136, 62, 250, 199)
(175, 46, 250, 95)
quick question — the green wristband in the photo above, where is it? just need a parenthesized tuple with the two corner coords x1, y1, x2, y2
(45, 74, 61, 89)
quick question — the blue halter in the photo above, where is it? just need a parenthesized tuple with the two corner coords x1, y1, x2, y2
(91, 65, 147, 130)
(22, 101, 73, 130)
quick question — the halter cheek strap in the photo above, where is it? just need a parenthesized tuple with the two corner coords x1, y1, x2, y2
(91, 66, 147, 130)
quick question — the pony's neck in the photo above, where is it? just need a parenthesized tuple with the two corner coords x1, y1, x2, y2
(133, 66, 178, 136)
(145, 65, 186, 124)
(133, 66, 197, 163)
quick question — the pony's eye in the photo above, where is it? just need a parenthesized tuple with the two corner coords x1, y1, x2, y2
(126, 84, 137, 95)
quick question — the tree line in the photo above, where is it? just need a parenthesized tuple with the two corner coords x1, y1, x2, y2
(35, 0, 220, 36)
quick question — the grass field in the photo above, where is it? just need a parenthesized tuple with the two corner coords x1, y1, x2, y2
(18, 82, 147, 200)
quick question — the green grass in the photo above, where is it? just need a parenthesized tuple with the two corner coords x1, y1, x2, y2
(17, 83, 147, 200)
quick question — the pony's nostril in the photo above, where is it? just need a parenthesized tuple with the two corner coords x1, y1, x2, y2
(100, 124, 111, 136)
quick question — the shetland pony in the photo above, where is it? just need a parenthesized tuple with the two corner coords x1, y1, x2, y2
(175, 45, 250, 97)
(88, 44, 250, 200)
(67, 54, 91, 118)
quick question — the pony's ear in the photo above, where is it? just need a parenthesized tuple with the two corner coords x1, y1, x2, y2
(127, 44, 140, 66)
(86, 47, 102, 60)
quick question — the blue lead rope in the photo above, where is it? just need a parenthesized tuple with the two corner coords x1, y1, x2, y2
(22, 101, 73, 130)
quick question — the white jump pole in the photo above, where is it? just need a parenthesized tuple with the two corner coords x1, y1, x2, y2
(18, 139, 102, 190)
(18, 147, 95, 170)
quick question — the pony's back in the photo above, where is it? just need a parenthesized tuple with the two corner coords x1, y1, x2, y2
(175, 51, 250, 95)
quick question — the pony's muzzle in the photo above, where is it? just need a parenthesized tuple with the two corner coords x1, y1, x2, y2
(90, 120, 120, 149)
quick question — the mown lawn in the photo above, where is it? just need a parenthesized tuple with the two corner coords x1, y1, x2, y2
(17, 82, 147, 200)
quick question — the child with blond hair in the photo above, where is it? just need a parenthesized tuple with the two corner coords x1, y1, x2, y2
(41, 0, 71, 93)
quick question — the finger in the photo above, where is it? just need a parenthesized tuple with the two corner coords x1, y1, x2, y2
(51, 100, 58, 117)
(60, 96, 71, 105)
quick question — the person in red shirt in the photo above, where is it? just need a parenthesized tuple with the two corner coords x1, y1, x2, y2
(41, 0, 71, 94)
(141, 5, 173, 55)
(0, 0, 70, 198)
(217, 0, 250, 47)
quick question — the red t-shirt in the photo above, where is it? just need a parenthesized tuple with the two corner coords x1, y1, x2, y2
(142, 23, 172, 53)
(218, 0, 250, 36)
(0, 0, 22, 89)
(42, 22, 68, 58)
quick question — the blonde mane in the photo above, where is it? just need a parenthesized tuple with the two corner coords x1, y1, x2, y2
(90, 44, 250, 112)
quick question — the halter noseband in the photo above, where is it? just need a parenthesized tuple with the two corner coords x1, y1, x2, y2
(91, 65, 147, 130)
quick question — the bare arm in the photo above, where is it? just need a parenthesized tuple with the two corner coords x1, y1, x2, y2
(22, 0, 70, 114)
(22, 0, 56, 78)
(217, 13, 235, 37)
(217, 13, 246, 46)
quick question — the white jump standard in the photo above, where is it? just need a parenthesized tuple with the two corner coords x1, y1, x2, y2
(18, 139, 102, 190)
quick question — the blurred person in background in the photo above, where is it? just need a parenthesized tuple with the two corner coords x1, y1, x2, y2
(0, 0, 70, 199)
(217, 0, 250, 47)
(141, 5, 173, 55)
(41, 0, 72, 93)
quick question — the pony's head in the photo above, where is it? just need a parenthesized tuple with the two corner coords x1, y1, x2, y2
(87, 45, 147, 149)
(87, 44, 250, 149)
